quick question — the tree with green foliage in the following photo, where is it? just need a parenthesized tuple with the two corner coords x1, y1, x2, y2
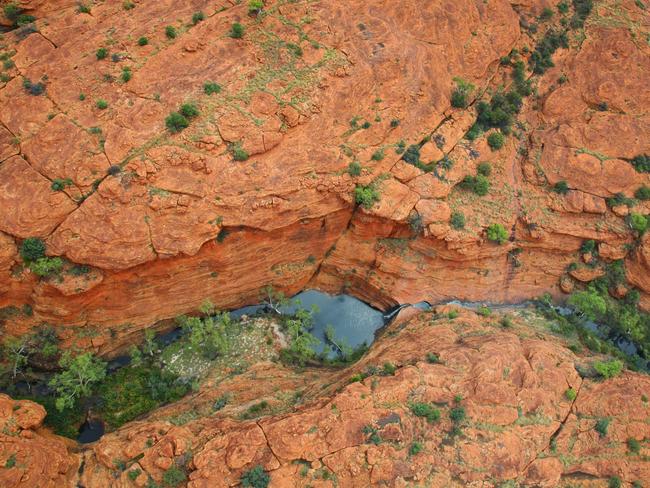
(629, 213, 647, 234)
(2, 336, 29, 379)
(20, 238, 46, 262)
(261, 285, 289, 314)
(248, 0, 264, 14)
(49, 352, 107, 411)
(240, 465, 270, 488)
(450, 212, 465, 230)
(230, 22, 245, 38)
(178, 313, 230, 360)
(593, 359, 623, 379)
(281, 307, 320, 366)
(487, 131, 505, 150)
(450, 77, 474, 109)
(635, 185, 650, 200)
(166, 112, 189, 133)
(354, 184, 380, 209)
(568, 288, 606, 320)
(554, 180, 569, 194)
(486, 223, 508, 244)
(162, 465, 187, 487)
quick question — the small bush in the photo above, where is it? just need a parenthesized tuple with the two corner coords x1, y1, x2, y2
(96, 99, 108, 110)
(487, 131, 505, 150)
(120, 67, 132, 83)
(354, 184, 380, 209)
(123, 1, 135, 10)
(477, 162, 491, 176)
(23, 78, 45, 95)
(79, 93, 86, 100)
(390, 118, 400, 128)
(409, 441, 423, 455)
(540, 7, 554, 20)
(230, 22, 245, 38)
(248, 0, 264, 14)
(627, 437, 641, 454)
(77, 4, 91, 14)
(554, 180, 569, 194)
(487, 223, 508, 244)
(162, 465, 186, 487)
(204, 81, 221, 95)
(635, 186, 650, 200)
(128, 468, 141, 481)
(20, 238, 46, 262)
(477, 305, 491, 316)
(165, 112, 189, 133)
(593, 359, 623, 379)
(4, 453, 16, 468)
(179, 103, 199, 118)
(450, 78, 474, 109)
(347, 161, 361, 176)
(232, 144, 249, 161)
(371, 149, 384, 161)
(240, 465, 270, 488)
(410, 402, 440, 423)
(191, 11, 205, 25)
(450, 212, 465, 230)
(137, 36, 148, 46)
(426, 352, 440, 363)
(51, 178, 73, 191)
(564, 388, 577, 401)
(500, 316, 513, 328)
(608, 476, 621, 488)
(449, 406, 466, 423)
(165, 26, 177, 39)
(30, 257, 63, 277)
(96, 47, 108, 60)
(629, 213, 647, 234)
(595, 417, 610, 437)
(382, 362, 396, 375)
(631, 154, 650, 172)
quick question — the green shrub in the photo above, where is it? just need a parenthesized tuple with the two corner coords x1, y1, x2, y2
(426, 352, 440, 363)
(165, 26, 177, 39)
(120, 67, 132, 83)
(554, 180, 569, 194)
(529, 29, 568, 74)
(30, 257, 63, 277)
(354, 184, 380, 209)
(473, 174, 490, 195)
(558, 1, 570, 13)
(568, 289, 606, 320)
(593, 359, 623, 379)
(564, 388, 577, 401)
(230, 22, 245, 38)
(204, 81, 221, 95)
(477, 162, 491, 176)
(191, 11, 205, 25)
(500, 315, 513, 328)
(23, 78, 45, 95)
(476, 305, 491, 316)
(629, 213, 647, 234)
(447, 310, 459, 319)
(627, 437, 641, 454)
(162, 465, 186, 487)
(631, 154, 650, 172)
(608, 476, 621, 488)
(165, 112, 189, 133)
(96, 99, 108, 110)
(450, 78, 474, 109)
(77, 3, 90, 14)
(137, 36, 148, 46)
(123, 1, 135, 10)
(347, 161, 361, 176)
(248, 0, 264, 14)
(635, 186, 650, 200)
(128, 469, 141, 481)
(540, 7, 554, 20)
(570, 0, 594, 29)
(4, 453, 16, 468)
(51, 178, 73, 191)
(409, 402, 440, 423)
(179, 103, 199, 118)
(371, 149, 384, 161)
(96, 47, 107, 60)
(20, 238, 46, 262)
(409, 441, 423, 455)
(232, 144, 249, 161)
(449, 406, 466, 423)
(486, 223, 508, 244)
(487, 131, 505, 150)
(240, 465, 270, 488)
(450, 212, 465, 230)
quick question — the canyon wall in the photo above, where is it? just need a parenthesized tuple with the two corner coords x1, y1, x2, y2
(0, 0, 649, 349)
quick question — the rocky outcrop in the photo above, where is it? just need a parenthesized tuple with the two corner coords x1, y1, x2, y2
(34, 307, 644, 487)
(0, 1, 648, 345)
(0, 394, 79, 488)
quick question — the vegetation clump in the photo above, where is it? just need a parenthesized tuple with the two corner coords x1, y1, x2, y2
(204, 81, 221, 95)
(450, 77, 474, 109)
(230, 22, 245, 38)
(354, 184, 380, 209)
(240, 465, 270, 488)
(631, 154, 649, 173)
(409, 402, 440, 423)
(486, 223, 508, 244)
(165, 26, 177, 39)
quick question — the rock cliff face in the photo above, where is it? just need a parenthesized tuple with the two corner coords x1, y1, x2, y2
(0, 0, 648, 349)
(3, 307, 649, 487)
